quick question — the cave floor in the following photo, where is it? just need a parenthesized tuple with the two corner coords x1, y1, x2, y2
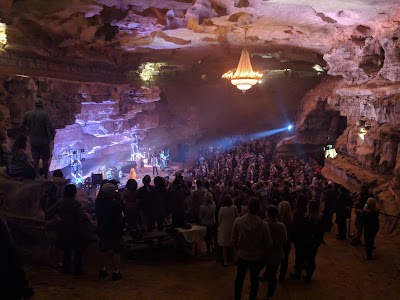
(26, 228, 400, 300)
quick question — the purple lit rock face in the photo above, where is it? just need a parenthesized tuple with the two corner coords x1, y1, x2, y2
(51, 86, 162, 172)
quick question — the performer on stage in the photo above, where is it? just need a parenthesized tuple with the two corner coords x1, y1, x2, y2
(160, 150, 169, 171)
(151, 155, 159, 176)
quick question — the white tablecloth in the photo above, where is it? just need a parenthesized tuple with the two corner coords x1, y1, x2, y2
(176, 225, 207, 243)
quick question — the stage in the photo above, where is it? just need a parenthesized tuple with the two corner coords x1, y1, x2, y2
(118, 162, 184, 187)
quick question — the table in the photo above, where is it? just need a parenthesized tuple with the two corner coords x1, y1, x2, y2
(176, 225, 207, 255)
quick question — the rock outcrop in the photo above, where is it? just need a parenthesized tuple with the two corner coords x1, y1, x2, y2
(0, 75, 202, 174)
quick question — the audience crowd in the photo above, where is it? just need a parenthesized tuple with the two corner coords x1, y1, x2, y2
(1, 135, 381, 300)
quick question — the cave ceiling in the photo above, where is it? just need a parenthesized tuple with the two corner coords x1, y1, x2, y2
(0, 0, 399, 81)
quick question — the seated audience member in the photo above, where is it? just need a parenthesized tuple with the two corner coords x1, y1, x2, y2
(95, 183, 125, 281)
(46, 184, 91, 275)
(7, 134, 35, 179)
(199, 191, 216, 255)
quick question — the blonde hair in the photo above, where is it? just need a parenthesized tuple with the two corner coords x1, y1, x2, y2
(203, 192, 214, 204)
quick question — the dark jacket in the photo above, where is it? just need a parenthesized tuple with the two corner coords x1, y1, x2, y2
(335, 192, 352, 221)
(137, 184, 155, 215)
(167, 179, 189, 227)
(362, 208, 379, 233)
(46, 197, 90, 250)
(95, 196, 124, 240)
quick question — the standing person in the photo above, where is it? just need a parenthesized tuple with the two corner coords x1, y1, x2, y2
(277, 200, 293, 282)
(45, 184, 90, 275)
(95, 183, 125, 281)
(256, 180, 269, 217)
(123, 179, 139, 237)
(321, 182, 336, 232)
(351, 186, 374, 246)
(192, 180, 207, 223)
(361, 198, 379, 260)
(0, 111, 9, 167)
(218, 195, 238, 266)
(232, 197, 272, 300)
(137, 175, 156, 232)
(199, 192, 216, 255)
(0, 193, 34, 300)
(21, 98, 55, 180)
(291, 195, 308, 279)
(291, 201, 323, 282)
(166, 176, 189, 228)
(261, 205, 287, 300)
(153, 176, 167, 231)
(335, 186, 352, 240)
(151, 155, 159, 176)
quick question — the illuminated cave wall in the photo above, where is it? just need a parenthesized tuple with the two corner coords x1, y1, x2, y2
(0, 75, 202, 176)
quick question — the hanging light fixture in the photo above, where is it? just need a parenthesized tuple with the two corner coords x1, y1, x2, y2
(222, 28, 263, 93)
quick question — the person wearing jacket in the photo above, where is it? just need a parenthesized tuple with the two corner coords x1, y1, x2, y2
(277, 200, 293, 282)
(199, 191, 216, 254)
(232, 197, 272, 300)
(335, 186, 352, 240)
(45, 184, 90, 275)
(95, 183, 125, 281)
(291, 200, 323, 282)
(261, 205, 287, 299)
(361, 198, 379, 260)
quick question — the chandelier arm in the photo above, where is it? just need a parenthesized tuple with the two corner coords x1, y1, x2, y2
(244, 27, 248, 49)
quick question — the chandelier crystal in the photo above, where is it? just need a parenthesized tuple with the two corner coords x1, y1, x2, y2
(222, 29, 263, 93)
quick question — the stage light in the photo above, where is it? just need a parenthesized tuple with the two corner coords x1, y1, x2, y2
(287, 124, 293, 131)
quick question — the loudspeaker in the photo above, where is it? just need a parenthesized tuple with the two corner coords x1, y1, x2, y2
(91, 173, 103, 185)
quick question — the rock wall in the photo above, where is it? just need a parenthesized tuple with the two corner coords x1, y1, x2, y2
(0, 75, 202, 175)
(286, 26, 400, 225)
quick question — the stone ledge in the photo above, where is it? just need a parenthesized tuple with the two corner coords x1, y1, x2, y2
(321, 155, 390, 192)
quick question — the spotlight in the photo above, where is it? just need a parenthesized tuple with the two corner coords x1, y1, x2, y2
(287, 124, 293, 131)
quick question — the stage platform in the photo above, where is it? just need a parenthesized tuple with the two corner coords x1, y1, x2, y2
(118, 162, 184, 187)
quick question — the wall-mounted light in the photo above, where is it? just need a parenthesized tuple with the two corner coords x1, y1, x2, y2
(357, 118, 371, 141)
(0, 21, 7, 49)
(138, 62, 167, 82)
(358, 127, 368, 140)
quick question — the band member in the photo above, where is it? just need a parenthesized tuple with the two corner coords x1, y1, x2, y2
(151, 155, 159, 176)
(160, 150, 169, 171)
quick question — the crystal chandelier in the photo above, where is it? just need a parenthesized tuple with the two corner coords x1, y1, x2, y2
(222, 28, 263, 93)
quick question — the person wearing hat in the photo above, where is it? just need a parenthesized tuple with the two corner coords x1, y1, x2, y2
(361, 197, 379, 260)
(21, 97, 55, 180)
(95, 182, 124, 281)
